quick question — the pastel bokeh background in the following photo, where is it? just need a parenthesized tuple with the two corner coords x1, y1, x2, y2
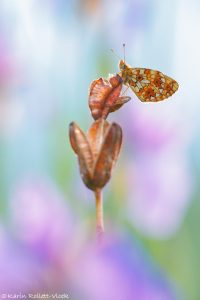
(0, 0, 200, 299)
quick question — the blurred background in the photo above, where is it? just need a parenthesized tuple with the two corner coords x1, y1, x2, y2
(0, 0, 200, 299)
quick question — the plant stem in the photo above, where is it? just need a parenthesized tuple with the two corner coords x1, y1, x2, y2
(95, 188, 104, 244)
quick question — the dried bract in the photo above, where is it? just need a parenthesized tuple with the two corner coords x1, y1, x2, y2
(69, 118, 122, 191)
(89, 74, 131, 120)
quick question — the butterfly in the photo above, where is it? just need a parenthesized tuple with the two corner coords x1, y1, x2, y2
(118, 60, 179, 102)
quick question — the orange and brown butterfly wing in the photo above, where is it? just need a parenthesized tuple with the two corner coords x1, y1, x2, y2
(122, 68, 179, 102)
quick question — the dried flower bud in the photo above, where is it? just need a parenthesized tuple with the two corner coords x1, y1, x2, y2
(69, 118, 122, 191)
(89, 74, 131, 120)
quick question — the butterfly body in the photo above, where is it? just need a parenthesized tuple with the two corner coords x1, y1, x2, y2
(118, 60, 179, 102)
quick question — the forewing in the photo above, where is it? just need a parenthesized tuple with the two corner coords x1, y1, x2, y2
(124, 68, 179, 102)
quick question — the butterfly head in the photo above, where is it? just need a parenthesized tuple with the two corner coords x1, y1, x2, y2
(119, 60, 128, 72)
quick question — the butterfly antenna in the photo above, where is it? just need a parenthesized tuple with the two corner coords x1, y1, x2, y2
(110, 48, 121, 60)
(123, 43, 126, 63)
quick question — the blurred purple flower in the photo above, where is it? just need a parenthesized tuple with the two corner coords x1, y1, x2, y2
(0, 222, 179, 298)
(0, 35, 15, 87)
(0, 34, 24, 137)
(2, 177, 180, 298)
(124, 101, 191, 153)
(121, 102, 193, 238)
(126, 153, 192, 238)
(70, 236, 179, 300)
(10, 177, 74, 264)
(0, 223, 52, 293)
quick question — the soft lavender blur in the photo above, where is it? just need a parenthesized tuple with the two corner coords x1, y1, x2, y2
(122, 102, 193, 238)
(0, 180, 179, 299)
(10, 178, 73, 262)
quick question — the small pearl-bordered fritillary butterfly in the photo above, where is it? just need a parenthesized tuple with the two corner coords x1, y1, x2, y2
(117, 44, 179, 102)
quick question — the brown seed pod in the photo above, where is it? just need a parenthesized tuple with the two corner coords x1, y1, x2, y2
(89, 74, 131, 120)
(69, 119, 122, 191)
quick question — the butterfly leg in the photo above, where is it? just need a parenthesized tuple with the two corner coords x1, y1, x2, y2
(121, 86, 129, 96)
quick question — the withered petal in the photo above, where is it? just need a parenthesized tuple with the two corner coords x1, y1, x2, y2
(89, 75, 129, 120)
(69, 122, 79, 154)
(92, 122, 122, 188)
(69, 122, 94, 187)
(87, 118, 110, 160)
(109, 96, 131, 113)
(109, 74, 123, 88)
(89, 78, 112, 120)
